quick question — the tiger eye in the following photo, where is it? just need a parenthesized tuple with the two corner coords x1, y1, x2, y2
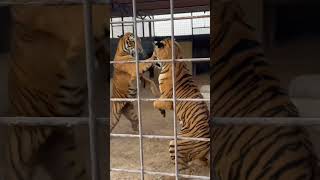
(156, 42, 164, 48)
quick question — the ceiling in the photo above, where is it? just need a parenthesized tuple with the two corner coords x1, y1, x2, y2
(111, 0, 210, 17)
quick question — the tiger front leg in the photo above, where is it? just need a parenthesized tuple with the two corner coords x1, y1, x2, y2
(153, 98, 173, 117)
(129, 63, 153, 81)
(113, 62, 153, 81)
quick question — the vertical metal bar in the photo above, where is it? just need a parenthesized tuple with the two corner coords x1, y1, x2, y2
(111, 18, 113, 38)
(132, 0, 145, 179)
(83, 1, 99, 180)
(142, 20, 145, 37)
(152, 15, 155, 37)
(121, 16, 124, 35)
(148, 20, 152, 37)
(191, 12, 194, 35)
(169, 0, 179, 179)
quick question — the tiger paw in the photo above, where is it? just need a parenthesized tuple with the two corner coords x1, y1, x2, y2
(139, 63, 153, 73)
(159, 109, 166, 117)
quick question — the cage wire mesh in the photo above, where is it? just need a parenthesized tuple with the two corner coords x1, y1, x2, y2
(109, 0, 210, 179)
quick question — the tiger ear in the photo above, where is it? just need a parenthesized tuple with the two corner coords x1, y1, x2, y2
(118, 34, 124, 38)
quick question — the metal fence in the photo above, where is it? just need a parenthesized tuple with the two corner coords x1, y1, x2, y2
(1, 0, 320, 180)
(109, 0, 210, 179)
(0, 0, 210, 179)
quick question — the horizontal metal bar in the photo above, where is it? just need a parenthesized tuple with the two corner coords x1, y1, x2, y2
(0, 117, 88, 126)
(1, 117, 319, 127)
(110, 15, 210, 25)
(110, 98, 210, 102)
(111, 168, 210, 179)
(213, 117, 320, 126)
(0, 117, 108, 126)
(192, 26, 210, 29)
(0, 0, 110, 5)
(111, 133, 210, 142)
(110, 58, 210, 64)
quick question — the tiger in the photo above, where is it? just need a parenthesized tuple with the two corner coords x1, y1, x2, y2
(210, 0, 317, 179)
(7, 5, 109, 180)
(111, 32, 160, 132)
(151, 38, 210, 173)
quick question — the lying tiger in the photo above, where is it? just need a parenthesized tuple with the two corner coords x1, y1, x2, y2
(152, 38, 210, 174)
(111, 32, 160, 132)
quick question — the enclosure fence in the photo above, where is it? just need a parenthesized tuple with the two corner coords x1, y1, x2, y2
(109, 0, 211, 179)
(1, 0, 320, 180)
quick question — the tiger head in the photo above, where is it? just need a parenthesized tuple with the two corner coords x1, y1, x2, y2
(152, 38, 183, 68)
(116, 32, 146, 59)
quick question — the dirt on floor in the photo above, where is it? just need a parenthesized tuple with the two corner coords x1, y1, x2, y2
(110, 73, 210, 180)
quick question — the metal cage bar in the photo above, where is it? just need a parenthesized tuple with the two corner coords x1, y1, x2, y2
(109, 15, 210, 24)
(132, 0, 145, 178)
(110, 58, 210, 64)
(0, 0, 110, 5)
(110, 134, 210, 142)
(111, 168, 210, 179)
(83, 1, 100, 179)
(110, 98, 210, 102)
(169, 0, 179, 178)
(1, 117, 319, 126)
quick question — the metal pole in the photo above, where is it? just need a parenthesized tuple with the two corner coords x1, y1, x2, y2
(132, 0, 145, 179)
(191, 12, 194, 35)
(83, 0, 99, 179)
(110, 58, 210, 64)
(152, 15, 156, 37)
(121, 16, 125, 35)
(169, 0, 179, 179)
(110, 18, 113, 38)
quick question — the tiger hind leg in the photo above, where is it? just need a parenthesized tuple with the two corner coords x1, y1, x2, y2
(169, 139, 209, 175)
(168, 139, 189, 172)
(122, 103, 139, 132)
(111, 108, 122, 132)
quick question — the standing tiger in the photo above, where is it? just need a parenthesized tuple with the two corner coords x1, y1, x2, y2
(152, 38, 210, 173)
(111, 32, 159, 132)
(7, 5, 108, 180)
(211, 0, 317, 179)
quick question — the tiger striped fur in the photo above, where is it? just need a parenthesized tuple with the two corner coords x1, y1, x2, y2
(111, 32, 159, 132)
(210, 1, 317, 179)
(7, 5, 108, 180)
(152, 38, 210, 172)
